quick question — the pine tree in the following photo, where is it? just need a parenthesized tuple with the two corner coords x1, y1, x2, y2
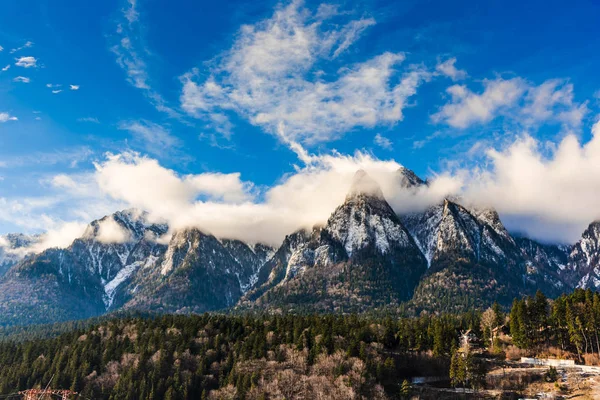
(400, 379, 412, 398)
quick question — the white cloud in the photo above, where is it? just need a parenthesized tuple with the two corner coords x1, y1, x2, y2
(77, 117, 100, 123)
(15, 56, 37, 68)
(52, 90, 63, 94)
(0, 168, 124, 253)
(0, 113, 18, 123)
(118, 120, 181, 155)
(10, 41, 33, 54)
(46, 83, 61, 88)
(95, 152, 253, 209)
(180, 1, 429, 145)
(435, 57, 467, 81)
(70, 85, 80, 90)
(331, 17, 376, 58)
(29, 222, 88, 252)
(13, 76, 30, 83)
(433, 77, 588, 130)
(94, 217, 131, 244)
(432, 77, 526, 128)
(89, 150, 455, 245)
(0, 197, 87, 253)
(111, 0, 179, 117)
(10, 116, 600, 251)
(522, 79, 588, 130)
(1, 146, 93, 168)
(458, 118, 600, 243)
(374, 133, 393, 150)
(1, 65, 9, 72)
(0, 45, 3, 52)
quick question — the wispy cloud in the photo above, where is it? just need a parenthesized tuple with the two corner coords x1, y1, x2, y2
(0, 113, 18, 123)
(180, 1, 429, 146)
(119, 120, 181, 156)
(70, 84, 80, 90)
(77, 117, 100, 123)
(432, 77, 588, 131)
(13, 76, 30, 83)
(52, 90, 63, 94)
(412, 131, 441, 149)
(374, 133, 393, 150)
(46, 83, 61, 88)
(1, 65, 9, 72)
(111, 0, 179, 117)
(0, 146, 94, 169)
(15, 56, 37, 68)
(10, 41, 33, 54)
(435, 57, 467, 81)
(0, 45, 3, 52)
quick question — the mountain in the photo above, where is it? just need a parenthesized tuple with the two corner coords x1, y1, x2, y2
(0, 233, 39, 277)
(240, 170, 427, 312)
(515, 237, 570, 293)
(2, 167, 599, 326)
(0, 210, 169, 326)
(116, 228, 274, 314)
(399, 200, 531, 312)
(396, 166, 427, 188)
(563, 221, 600, 289)
(401, 201, 523, 270)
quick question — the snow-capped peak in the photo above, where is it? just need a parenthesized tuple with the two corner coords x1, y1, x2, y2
(328, 171, 412, 257)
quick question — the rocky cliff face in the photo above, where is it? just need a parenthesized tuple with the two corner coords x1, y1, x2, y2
(563, 221, 600, 289)
(116, 228, 274, 314)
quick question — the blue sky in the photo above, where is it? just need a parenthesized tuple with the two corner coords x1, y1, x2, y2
(1, 0, 600, 245)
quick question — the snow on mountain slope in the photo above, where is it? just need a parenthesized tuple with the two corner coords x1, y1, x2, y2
(327, 170, 414, 257)
(119, 228, 252, 313)
(76, 209, 168, 281)
(401, 199, 508, 268)
(221, 239, 275, 292)
(515, 236, 569, 290)
(565, 221, 600, 289)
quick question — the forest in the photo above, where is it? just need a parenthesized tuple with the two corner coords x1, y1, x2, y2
(0, 289, 598, 399)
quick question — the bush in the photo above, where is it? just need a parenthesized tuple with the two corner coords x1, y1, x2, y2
(544, 366, 558, 382)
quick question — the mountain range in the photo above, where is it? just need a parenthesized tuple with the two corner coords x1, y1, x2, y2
(1, 168, 599, 326)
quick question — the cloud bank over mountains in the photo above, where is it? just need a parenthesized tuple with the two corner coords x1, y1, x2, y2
(9, 116, 600, 254)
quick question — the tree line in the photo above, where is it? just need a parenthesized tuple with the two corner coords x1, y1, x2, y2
(510, 288, 600, 361)
(0, 312, 479, 399)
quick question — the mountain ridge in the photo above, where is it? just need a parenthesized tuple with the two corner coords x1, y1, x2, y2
(1, 167, 599, 326)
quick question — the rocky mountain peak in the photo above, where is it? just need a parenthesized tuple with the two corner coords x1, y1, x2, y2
(328, 173, 415, 258)
(397, 166, 426, 189)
